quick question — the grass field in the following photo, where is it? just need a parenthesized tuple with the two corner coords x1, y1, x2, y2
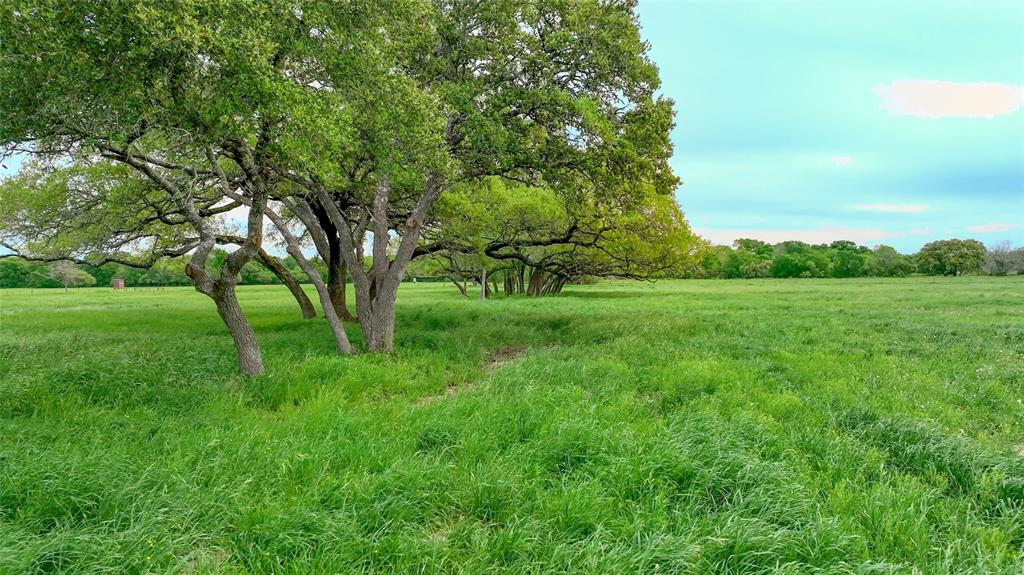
(1, 277, 1022, 574)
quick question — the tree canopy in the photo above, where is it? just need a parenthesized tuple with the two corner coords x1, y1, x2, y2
(419, 178, 702, 295)
(915, 239, 987, 276)
(0, 0, 687, 374)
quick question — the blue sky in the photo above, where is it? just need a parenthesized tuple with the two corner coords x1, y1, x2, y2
(637, 0, 1023, 252)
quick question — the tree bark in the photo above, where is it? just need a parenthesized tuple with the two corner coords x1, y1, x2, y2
(290, 246, 353, 354)
(256, 249, 316, 320)
(290, 197, 359, 323)
(546, 276, 566, 295)
(219, 188, 354, 355)
(527, 267, 546, 296)
(451, 275, 468, 296)
(328, 250, 357, 322)
(366, 298, 397, 353)
(214, 286, 264, 376)
(312, 173, 443, 354)
(116, 143, 269, 376)
(523, 266, 567, 296)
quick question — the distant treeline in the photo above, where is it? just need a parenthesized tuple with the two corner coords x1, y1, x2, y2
(2, 239, 1022, 289)
(0, 248, 319, 289)
(689, 238, 1022, 279)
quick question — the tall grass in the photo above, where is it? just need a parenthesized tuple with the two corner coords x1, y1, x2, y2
(1, 277, 1022, 573)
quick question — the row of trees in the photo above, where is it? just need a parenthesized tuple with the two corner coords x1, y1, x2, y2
(0, 250, 333, 289)
(691, 238, 1022, 279)
(404, 178, 699, 297)
(8, 236, 1017, 294)
(0, 0, 700, 375)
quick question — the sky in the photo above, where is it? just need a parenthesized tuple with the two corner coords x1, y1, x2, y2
(636, 0, 1024, 252)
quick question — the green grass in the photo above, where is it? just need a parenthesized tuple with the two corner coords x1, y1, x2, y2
(1, 277, 1022, 574)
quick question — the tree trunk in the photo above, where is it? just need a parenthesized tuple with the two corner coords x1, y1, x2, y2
(311, 173, 442, 355)
(328, 257, 358, 322)
(307, 199, 359, 323)
(542, 273, 557, 295)
(257, 251, 316, 320)
(481, 268, 487, 300)
(222, 188, 355, 357)
(124, 142, 269, 377)
(284, 247, 354, 355)
(527, 267, 546, 296)
(313, 283, 353, 355)
(214, 287, 264, 376)
(523, 267, 566, 297)
(538, 273, 566, 296)
(451, 275, 468, 296)
(358, 270, 399, 353)
(366, 299, 397, 352)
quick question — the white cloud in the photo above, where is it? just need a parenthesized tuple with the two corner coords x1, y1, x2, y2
(696, 226, 900, 246)
(966, 222, 1020, 233)
(220, 204, 250, 223)
(832, 155, 852, 167)
(852, 203, 928, 213)
(875, 79, 1024, 119)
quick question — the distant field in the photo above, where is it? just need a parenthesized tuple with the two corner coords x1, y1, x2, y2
(1, 278, 1022, 573)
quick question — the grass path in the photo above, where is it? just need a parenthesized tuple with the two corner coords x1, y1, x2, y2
(1, 278, 1022, 573)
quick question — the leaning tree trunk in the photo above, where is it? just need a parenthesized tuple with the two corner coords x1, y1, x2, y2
(281, 273, 317, 320)
(451, 275, 468, 296)
(541, 273, 558, 296)
(219, 187, 355, 356)
(328, 256, 358, 322)
(504, 265, 526, 295)
(527, 267, 547, 296)
(256, 249, 316, 320)
(118, 141, 271, 376)
(524, 267, 566, 296)
(543, 275, 567, 295)
(213, 286, 264, 376)
(278, 244, 354, 355)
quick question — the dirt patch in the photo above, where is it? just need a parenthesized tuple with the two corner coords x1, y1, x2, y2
(1014, 444, 1024, 458)
(417, 347, 528, 407)
(484, 346, 526, 370)
(418, 382, 462, 407)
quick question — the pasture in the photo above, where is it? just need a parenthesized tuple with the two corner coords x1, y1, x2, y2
(1, 278, 1022, 573)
